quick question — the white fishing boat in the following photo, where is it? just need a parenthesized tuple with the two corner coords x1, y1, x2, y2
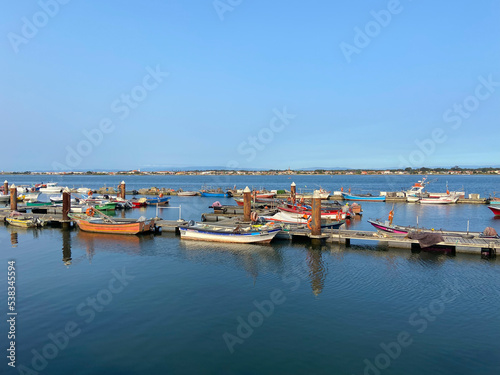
(179, 222, 280, 244)
(0, 193, 10, 203)
(49, 195, 78, 204)
(177, 191, 198, 196)
(296, 188, 330, 199)
(21, 192, 41, 202)
(420, 193, 460, 204)
(405, 178, 429, 202)
(40, 183, 63, 194)
(77, 187, 92, 194)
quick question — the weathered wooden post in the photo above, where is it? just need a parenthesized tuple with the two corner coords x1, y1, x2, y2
(243, 186, 251, 222)
(120, 181, 126, 199)
(3, 180, 8, 196)
(62, 187, 71, 222)
(291, 182, 296, 204)
(311, 189, 321, 236)
(10, 184, 17, 211)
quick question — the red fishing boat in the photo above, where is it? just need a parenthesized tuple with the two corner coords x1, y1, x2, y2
(488, 205, 500, 217)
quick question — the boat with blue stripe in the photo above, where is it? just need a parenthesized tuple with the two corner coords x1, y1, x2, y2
(341, 192, 386, 202)
(179, 222, 279, 243)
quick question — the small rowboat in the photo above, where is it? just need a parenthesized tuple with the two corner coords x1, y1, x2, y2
(179, 222, 280, 244)
(6, 215, 44, 228)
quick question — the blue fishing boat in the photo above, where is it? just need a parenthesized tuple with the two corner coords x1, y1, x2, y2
(200, 188, 232, 197)
(341, 192, 386, 202)
(145, 196, 171, 205)
(200, 191, 229, 197)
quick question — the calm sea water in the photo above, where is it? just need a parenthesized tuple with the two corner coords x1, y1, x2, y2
(1, 175, 499, 375)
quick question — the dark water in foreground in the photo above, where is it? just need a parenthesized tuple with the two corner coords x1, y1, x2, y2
(1, 175, 500, 374)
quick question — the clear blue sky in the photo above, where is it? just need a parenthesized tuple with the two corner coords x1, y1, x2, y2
(1, 0, 499, 171)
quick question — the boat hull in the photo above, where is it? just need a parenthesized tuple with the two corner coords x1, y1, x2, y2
(177, 191, 198, 196)
(200, 192, 228, 197)
(368, 220, 409, 234)
(74, 219, 154, 234)
(341, 192, 385, 202)
(419, 196, 458, 204)
(179, 227, 279, 243)
(146, 197, 171, 205)
(6, 217, 38, 228)
(488, 206, 500, 217)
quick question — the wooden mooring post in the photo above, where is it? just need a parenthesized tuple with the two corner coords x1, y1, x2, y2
(10, 184, 17, 211)
(243, 186, 251, 222)
(120, 181, 126, 199)
(311, 190, 321, 236)
(62, 188, 71, 222)
(291, 182, 296, 204)
(3, 180, 8, 195)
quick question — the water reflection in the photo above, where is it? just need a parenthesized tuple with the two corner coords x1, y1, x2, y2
(74, 231, 153, 261)
(305, 243, 328, 296)
(62, 229, 72, 266)
(178, 240, 284, 280)
(10, 232, 18, 248)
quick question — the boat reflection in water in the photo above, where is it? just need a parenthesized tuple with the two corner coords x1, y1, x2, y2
(178, 240, 284, 280)
(74, 230, 154, 261)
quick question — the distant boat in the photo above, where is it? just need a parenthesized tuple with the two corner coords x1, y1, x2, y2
(341, 192, 385, 202)
(296, 188, 330, 199)
(21, 192, 41, 202)
(419, 194, 459, 204)
(145, 196, 171, 205)
(200, 187, 232, 197)
(39, 183, 63, 194)
(177, 191, 198, 196)
(179, 222, 280, 244)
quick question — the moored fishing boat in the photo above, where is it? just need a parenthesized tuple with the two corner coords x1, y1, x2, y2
(5, 212, 45, 228)
(488, 205, 500, 217)
(296, 188, 330, 200)
(94, 202, 118, 211)
(145, 196, 171, 205)
(71, 211, 155, 235)
(39, 182, 63, 194)
(278, 206, 346, 220)
(177, 191, 198, 196)
(0, 193, 10, 203)
(179, 222, 280, 244)
(341, 192, 386, 202)
(26, 201, 53, 207)
(419, 193, 459, 204)
(130, 197, 147, 207)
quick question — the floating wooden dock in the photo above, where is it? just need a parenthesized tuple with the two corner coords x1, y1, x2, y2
(323, 228, 499, 255)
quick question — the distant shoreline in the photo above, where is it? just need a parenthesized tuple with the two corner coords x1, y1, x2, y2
(1, 168, 500, 176)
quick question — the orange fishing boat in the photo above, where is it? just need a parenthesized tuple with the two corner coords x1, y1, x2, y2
(70, 212, 154, 235)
